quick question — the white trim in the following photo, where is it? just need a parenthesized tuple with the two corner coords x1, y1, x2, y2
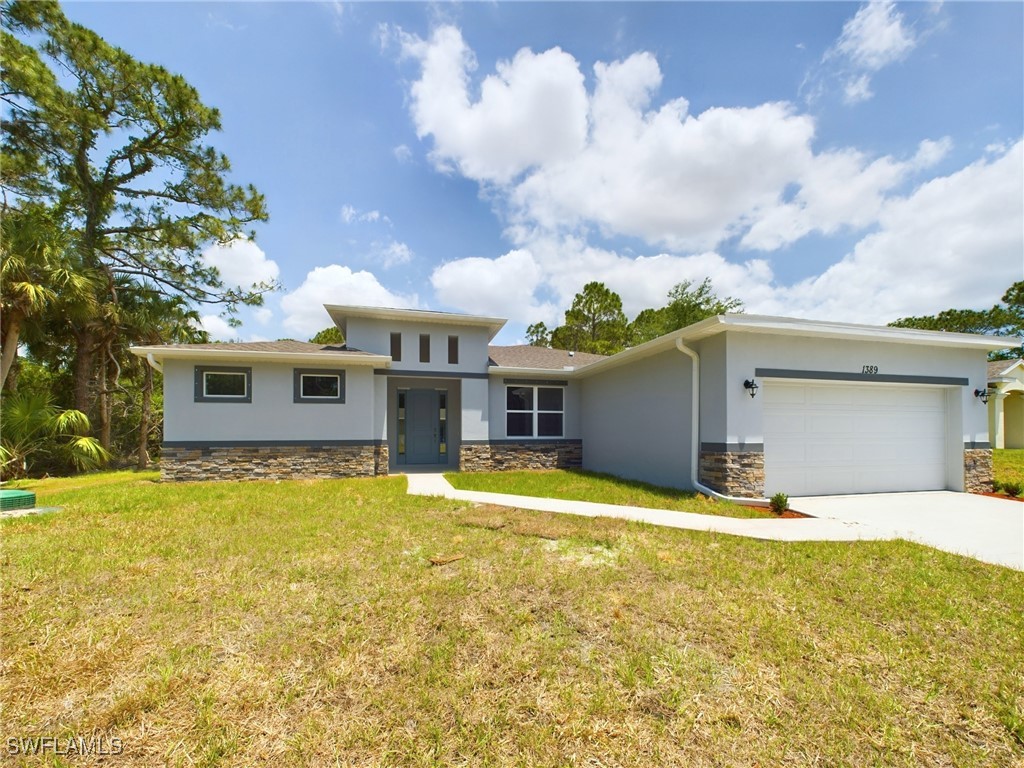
(505, 383, 565, 439)
(326, 304, 506, 341)
(575, 314, 1013, 379)
(130, 346, 390, 367)
(203, 370, 248, 399)
(299, 372, 342, 399)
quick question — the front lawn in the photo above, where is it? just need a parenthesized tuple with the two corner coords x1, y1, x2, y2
(445, 468, 770, 518)
(2, 472, 1022, 766)
(994, 448, 1024, 495)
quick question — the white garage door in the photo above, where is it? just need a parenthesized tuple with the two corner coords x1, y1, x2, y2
(763, 382, 948, 497)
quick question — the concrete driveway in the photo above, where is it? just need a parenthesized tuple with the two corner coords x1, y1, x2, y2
(791, 492, 1024, 570)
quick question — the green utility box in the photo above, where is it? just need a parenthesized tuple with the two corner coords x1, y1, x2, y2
(0, 489, 36, 511)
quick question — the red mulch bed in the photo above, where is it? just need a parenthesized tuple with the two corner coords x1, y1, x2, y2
(975, 491, 1024, 502)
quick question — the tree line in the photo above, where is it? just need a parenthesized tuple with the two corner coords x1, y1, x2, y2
(1, 0, 272, 477)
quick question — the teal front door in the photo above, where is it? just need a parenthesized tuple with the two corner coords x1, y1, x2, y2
(406, 389, 440, 464)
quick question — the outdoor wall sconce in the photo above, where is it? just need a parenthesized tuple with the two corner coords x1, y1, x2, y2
(974, 388, 991, 405)
(744, 378, 759, 399)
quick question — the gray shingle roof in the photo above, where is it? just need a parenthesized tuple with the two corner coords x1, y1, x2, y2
(488, 345, 606, 370)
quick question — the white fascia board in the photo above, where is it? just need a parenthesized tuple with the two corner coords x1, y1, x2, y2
(573, 314, 1015, 379)
(488, 366, 582, 379)
(129, 346, 391, 367)
(686, 314, 1015, 350)
(325, 304, 507, 340)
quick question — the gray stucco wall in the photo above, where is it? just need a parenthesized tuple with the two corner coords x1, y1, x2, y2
(345, 317, 490, 374)
(162, 359, 376, 442)
(580, 350, 693, 490)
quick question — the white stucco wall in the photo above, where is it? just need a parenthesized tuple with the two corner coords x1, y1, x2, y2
(162, 359, 377, 442)
(579, 351, 693, 490)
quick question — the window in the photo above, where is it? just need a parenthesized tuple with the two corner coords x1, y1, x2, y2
(293, 369, 345, 403)
(390, 332, 402, 362)
(194, 366, 251, 403)
(397, 390, 407, 456)
(506, 384, 564, 437)
(419, 334, 430, 363)
(448, 335, 459, 365)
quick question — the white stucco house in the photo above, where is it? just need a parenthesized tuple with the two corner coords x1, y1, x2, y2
(987, 358, 1024, 449)
(131, 304, 1011, 498)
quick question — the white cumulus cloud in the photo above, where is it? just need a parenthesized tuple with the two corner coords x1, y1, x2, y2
(401, 25, 589, 184)
(198, 314, 239, 342)
(776, 141, 1024, 323)
(281, 264, 418, 337)
(431, 249, 559, 324)
(202, 238, 279, 290)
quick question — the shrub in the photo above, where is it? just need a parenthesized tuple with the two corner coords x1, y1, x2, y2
(769, 492, 789, 515)
(1000, 480, 1023, 498)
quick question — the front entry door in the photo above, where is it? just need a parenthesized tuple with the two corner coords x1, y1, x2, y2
(406, 389, 440, 464)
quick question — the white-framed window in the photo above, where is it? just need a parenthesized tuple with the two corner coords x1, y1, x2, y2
(293, 369, 346, 403)
(506, 384, 564, 438)
(194, 366, 251, 403)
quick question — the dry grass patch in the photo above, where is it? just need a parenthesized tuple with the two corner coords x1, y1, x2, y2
(2, 472, 1022, 766)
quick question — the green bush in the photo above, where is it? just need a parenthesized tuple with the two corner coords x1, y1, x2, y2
(769, 492, 789, 515)
(999, 480, 1023, 498)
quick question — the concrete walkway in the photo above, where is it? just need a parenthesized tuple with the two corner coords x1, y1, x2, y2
(405, 473, 891, 543)
(405, 474, 1024, 570)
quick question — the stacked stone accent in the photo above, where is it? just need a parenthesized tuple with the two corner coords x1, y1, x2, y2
(161, 443, 384, 482)
(963, 448, 993, 494)
(459, 441, 583, 472)
(698, 450, 765, 498)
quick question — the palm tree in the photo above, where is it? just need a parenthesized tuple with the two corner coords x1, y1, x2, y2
(1, 203, 95, 389)
(0, 390, 108, 479)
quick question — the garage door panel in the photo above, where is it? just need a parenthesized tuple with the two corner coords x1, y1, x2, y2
(763, 382, 949, 496)
(763, 413, 806, 434)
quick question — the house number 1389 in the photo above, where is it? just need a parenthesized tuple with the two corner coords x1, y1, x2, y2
(862, 365, 879, 374)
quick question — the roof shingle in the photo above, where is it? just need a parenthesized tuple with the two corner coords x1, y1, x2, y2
(487, 345, 606, 370)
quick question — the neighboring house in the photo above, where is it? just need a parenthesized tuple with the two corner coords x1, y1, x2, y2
(987, 359, 1024, 449)
(131, 305, 1011, 498)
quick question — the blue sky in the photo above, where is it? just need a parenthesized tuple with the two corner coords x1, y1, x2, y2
(62, 1, 1023, 344)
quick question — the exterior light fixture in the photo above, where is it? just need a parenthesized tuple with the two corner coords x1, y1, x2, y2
(974, 388, 991, 405)
(744, 378, 759, 399)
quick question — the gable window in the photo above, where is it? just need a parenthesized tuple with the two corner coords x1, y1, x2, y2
(419, 334, 430, 363)
(390, 332, 402, 362)
(293, 369, 346, 403)
(194, 366, 252, 403)
(448, 335, 459, 365)
(506, 384, 564, 438)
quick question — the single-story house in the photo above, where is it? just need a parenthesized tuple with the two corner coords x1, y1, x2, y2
(131, 304, 1011, 498)
(987, 358, 1024, 449)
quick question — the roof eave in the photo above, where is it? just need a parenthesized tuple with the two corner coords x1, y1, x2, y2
(488, 365, 582, 378)
(324, 304, 507, 341)
(129, 346, 392, 367)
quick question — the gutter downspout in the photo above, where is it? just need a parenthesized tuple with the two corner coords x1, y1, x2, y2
(146, 353, 163, 374)
(674, 338, 770, 508)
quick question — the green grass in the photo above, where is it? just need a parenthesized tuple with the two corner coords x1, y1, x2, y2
(993, 449, 1024, 494)
(446, 468, 771, 518)
(2, 472, 1023, 766)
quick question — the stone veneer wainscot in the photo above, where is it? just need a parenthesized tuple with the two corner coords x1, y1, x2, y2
(698, 448, 765, 498)
(459, 441, 583, 472)
(963, 448, 993, 494)
(161, 443, 388, 482)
